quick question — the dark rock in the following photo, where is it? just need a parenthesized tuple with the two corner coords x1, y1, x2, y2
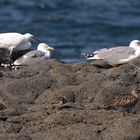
(0, 58, 139, 140)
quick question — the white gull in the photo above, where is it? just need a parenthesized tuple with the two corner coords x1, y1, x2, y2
(0, 32, 41, 57)
(13, 43, 55, 66)
(82, 40, 140, 65)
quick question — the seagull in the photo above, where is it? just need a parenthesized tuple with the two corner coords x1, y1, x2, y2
(82, 40, 140, 66)
(0, 32, 41, 58)
(103, 88, 139, 115)
(13, 43, 55, 66)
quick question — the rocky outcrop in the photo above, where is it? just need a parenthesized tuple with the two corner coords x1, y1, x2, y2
(0, 58, 139, 140)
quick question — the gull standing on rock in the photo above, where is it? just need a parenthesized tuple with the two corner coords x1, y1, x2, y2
(13, 43, 55, 66)
(0, 32, 41, 58)
(82, 40, 140, 66)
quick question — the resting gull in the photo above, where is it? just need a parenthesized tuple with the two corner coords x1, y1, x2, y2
(82, 40, 140, 66)
(13, 43, 55, 66)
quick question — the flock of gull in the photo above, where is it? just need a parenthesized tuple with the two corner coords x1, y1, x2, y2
(0, 32, 55, 68)
(0, 32, 140, 68)
(0, 32, 139, 114)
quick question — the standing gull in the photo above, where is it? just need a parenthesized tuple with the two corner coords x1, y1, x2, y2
(13, 43, 55, 66)
(82, 40, 140, 66)
(0, 32, 41, 58)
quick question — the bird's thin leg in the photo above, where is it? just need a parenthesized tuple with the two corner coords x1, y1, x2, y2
(9, 46, 14, 58)
(9, 47, 14, 69)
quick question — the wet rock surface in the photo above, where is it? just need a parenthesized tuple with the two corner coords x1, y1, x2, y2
(0, 58, 139, 140)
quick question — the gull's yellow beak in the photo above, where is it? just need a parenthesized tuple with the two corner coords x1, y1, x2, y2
(47, 46, 55, 51)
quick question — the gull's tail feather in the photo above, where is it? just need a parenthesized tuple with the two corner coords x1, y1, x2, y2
(81, 52, 95, 58)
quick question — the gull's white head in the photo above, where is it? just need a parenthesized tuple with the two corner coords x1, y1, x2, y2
(23, 33, 41, 43)
(129, 40, 140, 48)
(24, 33, 34, 39)
(37, 43, 55, 52)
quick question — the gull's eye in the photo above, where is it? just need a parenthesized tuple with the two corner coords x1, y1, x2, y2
(136, 42, 140, 45)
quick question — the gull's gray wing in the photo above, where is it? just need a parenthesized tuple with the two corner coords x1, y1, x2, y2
(109, 46, 135, 55)
(96, 46, 135, 64)
(14, 50, 45, 65)
(23, 50, 45, 58)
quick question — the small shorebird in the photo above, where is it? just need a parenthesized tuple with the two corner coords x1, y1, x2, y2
(0, 97, 7, 111)
(82, 40, 140, 66)
(103, 88, 139, 115)
(48, 96, 67, 110)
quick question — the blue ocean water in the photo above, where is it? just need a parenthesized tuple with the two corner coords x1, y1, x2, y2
(0, 0, 140, 62)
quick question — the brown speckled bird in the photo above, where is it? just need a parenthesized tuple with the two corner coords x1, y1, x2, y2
(103, 88, 139, 114)
(49, 96, 67, 105)
(48, 96, 67, 110)
(0, 97, 7, 111)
